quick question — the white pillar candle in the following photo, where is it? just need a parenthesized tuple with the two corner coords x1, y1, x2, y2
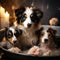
(0, 6, 5, 17)
(1, 11, 10, 28)
(0, 6, 10, 28)
(4, 11, 10, 28)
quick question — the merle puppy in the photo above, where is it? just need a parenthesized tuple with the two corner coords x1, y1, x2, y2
(14, 6, 43, 50)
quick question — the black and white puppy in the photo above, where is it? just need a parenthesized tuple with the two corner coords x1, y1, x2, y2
(14, 6, 43, 50)
(0, 26, 21, 49)
(15, 6, 43, 28)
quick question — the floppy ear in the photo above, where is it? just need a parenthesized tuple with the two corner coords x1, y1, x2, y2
(0, 27, 8, 42)
(15, 6, 25, 17)
(31, 8, 43, 23)
(47, 27, 57, 35)
(15, 6, 25, 24)
(36, 9, 43, 19)
(35, 27, 44, 37)
(15, 27, 23, 37)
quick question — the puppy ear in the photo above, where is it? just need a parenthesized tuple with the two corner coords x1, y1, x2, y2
(31, 8, 43, 23)
(15, 6, 25, 17)
(0, 27, 8, 42)
(34, 8, 43, 19)
(37, 9, 43, 19)
(52, 29, 57, 35)
(47, 27, 57, 35)
(15, 27, 22, 37)
(15, 6, 25, 24)
(35, 27, 44, 36)
(39, 27, 44, 32)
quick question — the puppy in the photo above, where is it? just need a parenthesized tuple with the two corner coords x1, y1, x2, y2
(39, 27, 56, 48)
(8, 47, 21, 53)
(27, 27, 57, 56)
(0, 27, 19, 48)
(0, 26, 22, 53)
(14, 6, 43, 50)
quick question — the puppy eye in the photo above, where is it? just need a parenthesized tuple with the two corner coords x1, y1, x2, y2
(7, 32, 12, 38)
(8, 32, 11, 35)
(41, 32, 44, 36)
(20, 13, 27, 22)
(24, 14, 27, 18)
(30, 14, 36, 22)
(7, 30, 13, 38)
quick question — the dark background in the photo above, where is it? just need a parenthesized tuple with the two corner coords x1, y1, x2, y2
(0, 0, 60, 25)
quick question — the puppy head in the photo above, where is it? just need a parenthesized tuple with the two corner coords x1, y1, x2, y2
(40, 29, 49, 44)
(6, 27, 21, 45)
(15, 6, 43, 28)
(39, 27, 57, 47)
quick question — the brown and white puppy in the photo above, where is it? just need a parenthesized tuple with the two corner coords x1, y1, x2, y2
(39, 27, 56, 48)
(27, 27, 57, 56)
(14, 6, 43, 50)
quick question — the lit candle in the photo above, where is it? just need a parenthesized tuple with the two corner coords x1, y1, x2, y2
(1, 11, 10, 28)
(5, 11, 9, 18)
(4, 11, 10, 27)
(0, 6, 5, 17)
(0, 6, 10, 28)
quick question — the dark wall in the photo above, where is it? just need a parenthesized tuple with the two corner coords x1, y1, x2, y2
(0, 0, 60, 25)
(25, 0, 60, 25)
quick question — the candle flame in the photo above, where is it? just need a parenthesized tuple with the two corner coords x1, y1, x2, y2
(5, 11, 9, 17)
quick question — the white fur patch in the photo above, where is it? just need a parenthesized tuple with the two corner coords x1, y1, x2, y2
(23, 7, 33, 28)
(9, 27, 17, 42)
(41, 30, 48, 43)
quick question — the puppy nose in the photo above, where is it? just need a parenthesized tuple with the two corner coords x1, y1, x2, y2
(14, 41, 17, 44)
(44, 39, 48, 43)
(28, 24, 32, 28)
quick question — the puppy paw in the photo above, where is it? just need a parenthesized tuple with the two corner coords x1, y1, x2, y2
(8, 47, 21, 53)
(27, 46, 41, 56)
(43, 50, 51, 56)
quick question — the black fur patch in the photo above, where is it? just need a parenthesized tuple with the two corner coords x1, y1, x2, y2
(15, 6, 25, 24)
(30, 8, 43, 23)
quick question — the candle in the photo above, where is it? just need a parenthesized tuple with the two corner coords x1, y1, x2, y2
(0, 6, 5, 17)
(0, 6, 10, 28)
(4, 11, 10, 27)
(1, 11, 10, 28)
